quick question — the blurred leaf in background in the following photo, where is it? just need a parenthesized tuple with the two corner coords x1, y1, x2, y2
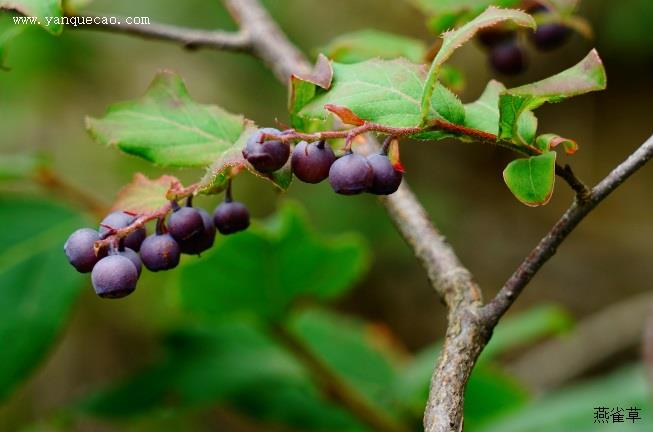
(0, 198, 88, 400)
(180, 201, 369, 322)
(478, 365, 652, 432)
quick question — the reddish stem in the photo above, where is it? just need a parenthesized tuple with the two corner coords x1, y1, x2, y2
(94, 182, 199, 252)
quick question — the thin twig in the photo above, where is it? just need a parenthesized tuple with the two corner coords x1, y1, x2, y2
(72, 14, 252, 52)
(482, 134, 653, 326)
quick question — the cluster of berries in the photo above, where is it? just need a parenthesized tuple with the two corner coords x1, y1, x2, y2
(64, 126, 403, 299)
(245, 128, 403, 196)
(64, 194, 249, 299)
(480, 3, 572, 75)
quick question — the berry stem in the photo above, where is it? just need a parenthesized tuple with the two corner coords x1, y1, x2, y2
(381, 135, 395, 155)
(155, 217, 166, 236)
(186, 195, 194, 207)
(95, 182, 200, 252)
(225, 179, 233, 203)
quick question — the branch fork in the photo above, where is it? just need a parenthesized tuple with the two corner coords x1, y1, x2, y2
(73, 3, 653, 431)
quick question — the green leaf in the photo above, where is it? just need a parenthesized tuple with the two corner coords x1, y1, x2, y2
(288, 309, 400, 412)
(78, 321, 365, 430)
(319, 29, 426, 63)
(479, 365, 652, 432)
(179, 201, 369, 322)
(420, 6, 535, 123)
(503, 151, 557, 206)
(86, 71, 249, 168)
(288, 54, 332, 131)
(0, 0, 63, 34)
(464, 80, 537, 143)
(464, 79, 505, 135)
(499, 49, 607, 145)
(298, 58, 465, 130)
(0, 197, 86, 400)
(480, 304, 573, 360)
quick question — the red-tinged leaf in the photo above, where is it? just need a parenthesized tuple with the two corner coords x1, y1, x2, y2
(325, 104, 365, 126)
(536, 133, 579, 155)
(295, 54, 333, 90)
(288, 55, 334, 131)
(113, 174, 180, 214)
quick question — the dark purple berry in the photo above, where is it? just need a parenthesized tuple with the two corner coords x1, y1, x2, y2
(291, 140, 336, 184)
(168, 206, 204, 242)
(477, 27, 515, 48)
(213, 201, 250, 235)
(328, 152, 373, 195)
(179, 208, 216, 255)
(116, 247, 142, 277)
(139, 233, 181, 271)
(489, 41, 526, 75)
(91, 255, 138, 299)
(242, 127, 290, 173)
(367, 154, 403, 195)
(64, 228, 105, 273)
(531, 23, 570, 51)
(99, 211, 146, 251)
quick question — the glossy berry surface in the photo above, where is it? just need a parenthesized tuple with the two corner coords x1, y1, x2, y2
(64, 228, 104, 273)
(242, 127, 290, 173)
(139, 233, 181, 271)
(213, 201, 250, 235)
(489, 41, 526, 75)
(328, 152, 373, 195)
(367, 154, 403, 195)
(180, 208, 216, 254)
(531, 23, 570, 51)
(91, 255, 138, 299)
(291, 140, 336, 184)
(99, 211, 146, 251)
(168, 206, 204, 242)
(117, 247, 142, 276)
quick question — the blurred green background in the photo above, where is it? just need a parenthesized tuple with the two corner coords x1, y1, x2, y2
(1, 0, 652, 431)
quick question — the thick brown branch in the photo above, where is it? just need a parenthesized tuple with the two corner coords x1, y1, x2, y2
(73, 14, 252, 52)
(482, 133, 653, 326)
(222, 0, 311, 81)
